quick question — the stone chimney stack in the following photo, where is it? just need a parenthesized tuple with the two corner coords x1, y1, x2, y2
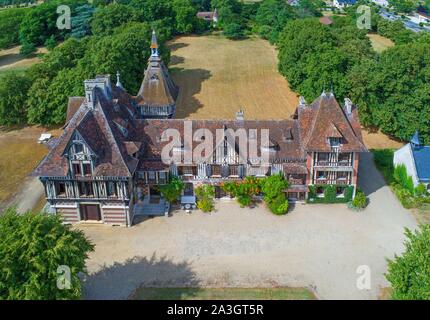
(299, 96, 306, 108)
(344, 98, 353, 115)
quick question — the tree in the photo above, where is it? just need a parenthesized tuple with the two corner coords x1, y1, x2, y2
(159, 176, 184, 203)
(172, 0, 199, 34)
(255, 0, 296, 43)
(388, 0, 416, 13)
(0, 208, 94, 299)
(386, 224, 430, 300)
(260, 174, 289, 215)
(91, 3, 137, 35)
(19, 0, 86, 47)
(278, 19, 349, 101)
(223, 22, 245, 39)
(71, 4, 96, 39)
(347, 41, 430, 143)
(0, 72, 31, 126)
(0, 8, 28, 49)
(44, 35, 57, 51)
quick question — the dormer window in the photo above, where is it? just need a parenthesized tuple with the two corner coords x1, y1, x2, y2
(329, 137, 342, 147)
(74, 143, 84, 154)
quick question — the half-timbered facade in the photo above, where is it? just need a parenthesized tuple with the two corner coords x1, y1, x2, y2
(34, 32, 366, 227)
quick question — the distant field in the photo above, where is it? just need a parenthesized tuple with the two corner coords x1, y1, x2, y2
(367, 34, 394, 53)
(168, 34, 403, 149)
(131, 287, 316, 300)
(168, 35, 299, 120)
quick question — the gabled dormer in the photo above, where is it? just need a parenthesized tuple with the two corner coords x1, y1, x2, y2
(63, 131, 96, 177)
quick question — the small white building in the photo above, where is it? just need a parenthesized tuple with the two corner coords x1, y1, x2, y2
(394, 131, 430, 187)
(333, 0, 357, 9)
(371, 0, 389, 7)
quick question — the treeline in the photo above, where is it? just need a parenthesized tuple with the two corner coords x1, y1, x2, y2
(0, 0, 213, 126)
(0, 0, 36, 7)
(277, 15, 430, 143)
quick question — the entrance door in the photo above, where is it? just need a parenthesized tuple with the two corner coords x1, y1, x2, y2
(80, 204, 101, 221)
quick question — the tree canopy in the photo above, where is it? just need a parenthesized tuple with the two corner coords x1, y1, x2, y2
(386, 224, 430, 300)
(0, 208, 94, 300)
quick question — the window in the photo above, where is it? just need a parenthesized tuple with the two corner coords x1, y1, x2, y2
(336, 187, 344, 196)
(337, 172, 348, 179)
(83, 163, 92, 176)
(329, 137, 342, 147)
(56, 182, 66, 197)
(316, 187, 324, 195)
(148, 171, 156, 181)
(318, 153, 329, 162)
(338, 153, 350, 164)
(78, 182, 93, 197)
(73, 163, 81, 176)
(211, 165, 221, 176)
(74, 143, 84, 154)
(107, 182, 117, 197)
(229, 165, 239, 176)
(184, 183, 194, 196)
(179, 166, 196, 176)
(317, 171, 326, 179)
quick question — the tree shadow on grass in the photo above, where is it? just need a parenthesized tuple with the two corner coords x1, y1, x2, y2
(82, 253, 200, 300)
(170, 68, 212, 119)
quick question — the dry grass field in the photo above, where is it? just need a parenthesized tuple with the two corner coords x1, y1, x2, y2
(367, 34, 394, 53)
(0, 126, 56, 205)
(169, 35, 299, 120)
(168, 34, 404, 149)
(0, 45, 46, 76)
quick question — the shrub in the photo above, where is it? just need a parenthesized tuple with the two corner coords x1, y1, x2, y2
(223, 23, 245, 40)
(350, 189, 367, 210)
(20, 41, 36, 56)
(386, 225, 430, 300)
(324, 185, 337, 202)
(44, 35, 57, 51)
(261, 174, 290, 215)
(197, 197, 215, 212)
(393, 164, 414, 194)
(222, 176, 261, 208)
(159, 176, 184, 204)
(267, 194, 289, 215)
(195, 185, 215, 213)
(414, 183, 427, 197)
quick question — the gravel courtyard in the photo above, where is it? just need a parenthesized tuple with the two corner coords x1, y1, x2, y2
(81, 153, 417, 300)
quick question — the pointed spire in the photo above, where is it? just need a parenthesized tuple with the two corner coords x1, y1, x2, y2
(116, 71, 123, 89)
(411, 130, 422, 147)
(150, 30, 159, 57)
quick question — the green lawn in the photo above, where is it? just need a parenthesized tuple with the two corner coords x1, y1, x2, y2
(131, 287, 316, 300)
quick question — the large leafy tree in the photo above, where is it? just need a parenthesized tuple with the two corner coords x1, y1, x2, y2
(0, 72, 31, 126)
(0, 8, 28, 49)
(388, 0, 417, 13)
(172, 0, 200, 34)
(386, 224, 430, 300)
(19, 0, 86, 50)
(278, 19, 348, 101)
(91, 3, 137, 35)
(0, 208, 94, 300)
(255, 0, 296, 44)
(347, 41, 430, 143)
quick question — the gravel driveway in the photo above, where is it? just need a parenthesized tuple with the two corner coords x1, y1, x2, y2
(81, 152, 417, 300)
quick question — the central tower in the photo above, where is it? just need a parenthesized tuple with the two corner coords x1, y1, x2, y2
(135, 30, 179, 119)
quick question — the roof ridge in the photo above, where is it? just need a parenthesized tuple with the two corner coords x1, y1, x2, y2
(95, 92, 133, 176)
